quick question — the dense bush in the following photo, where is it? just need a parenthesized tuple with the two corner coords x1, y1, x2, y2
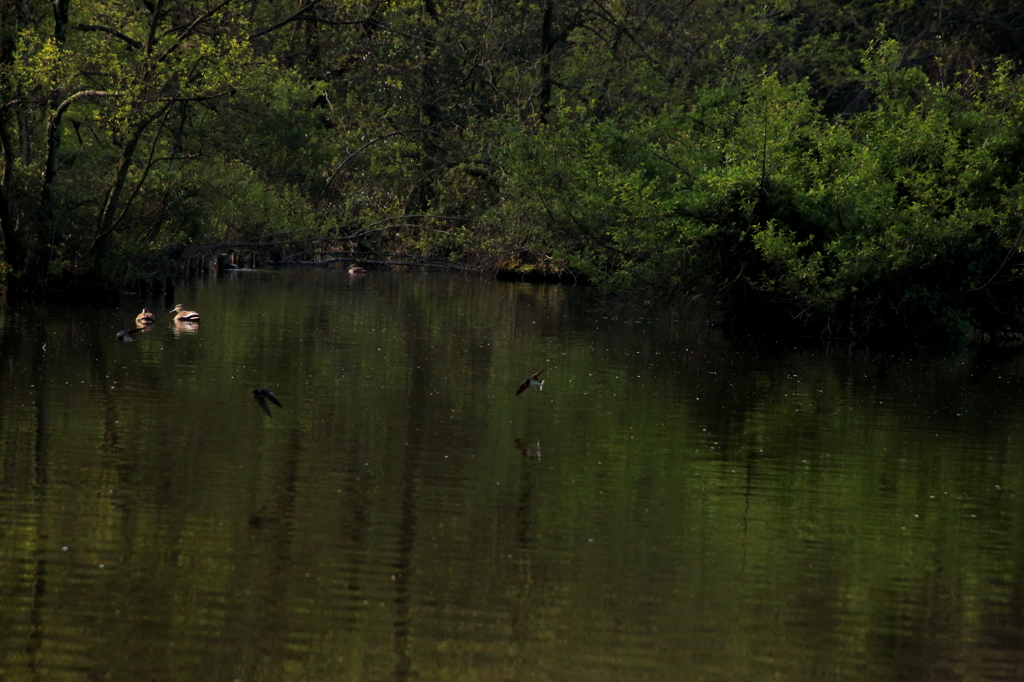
(490, 42, 1024, 340)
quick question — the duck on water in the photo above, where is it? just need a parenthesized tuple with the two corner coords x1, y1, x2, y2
(169, 304, 200, 322)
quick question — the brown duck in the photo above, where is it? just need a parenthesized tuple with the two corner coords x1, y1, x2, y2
(169, 304, 201, 322)
(135, 308, 155, 325)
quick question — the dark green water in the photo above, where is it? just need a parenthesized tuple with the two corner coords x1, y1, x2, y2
(2, 269, 1024, 681)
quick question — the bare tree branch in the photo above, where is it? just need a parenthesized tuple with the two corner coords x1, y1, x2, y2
(73, 24, 143, 50)
(249, 0, 327, 39)
(322, 128, 441, 194)
(153, 0, 235, 66)
(0, 99, 26, 114)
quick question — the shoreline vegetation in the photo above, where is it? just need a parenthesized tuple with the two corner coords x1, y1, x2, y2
(1, 0, 1022, 343)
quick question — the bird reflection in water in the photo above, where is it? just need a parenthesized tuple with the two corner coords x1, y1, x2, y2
(514, 438, 542, 460)
(117, 326, 146, 342)
(247, 505, 279, 530)
(172, 319, 200, 336)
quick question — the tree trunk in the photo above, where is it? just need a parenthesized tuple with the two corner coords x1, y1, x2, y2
(0, 109, 25, 282)
(0, 0, 29, 285)
(37, 90, 118, 278)
(91, 120, 146, 266)
(539, 0, 554, 121)
(92, 100, 171, 268)
(411, 0, 440, 220)
(52, 0, 70, 45)
(34, 0, 72, 282)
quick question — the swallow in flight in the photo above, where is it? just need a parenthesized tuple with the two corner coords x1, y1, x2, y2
(516, 369, 545, 395)
(252, 388, 283, 417)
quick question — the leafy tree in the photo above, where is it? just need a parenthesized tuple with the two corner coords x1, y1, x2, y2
(0, 0, 327, 292)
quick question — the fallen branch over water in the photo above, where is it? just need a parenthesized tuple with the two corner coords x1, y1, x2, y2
(281, 257, 482, 271)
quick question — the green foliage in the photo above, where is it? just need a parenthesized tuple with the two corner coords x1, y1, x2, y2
(1, 0, 1023, 340)
(488, 40, 1024, 340)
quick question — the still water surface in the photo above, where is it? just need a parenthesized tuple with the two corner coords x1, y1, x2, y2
(2, 270, 1024, 681)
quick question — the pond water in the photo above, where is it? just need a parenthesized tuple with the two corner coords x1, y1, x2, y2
(2, 269, 1024, 681)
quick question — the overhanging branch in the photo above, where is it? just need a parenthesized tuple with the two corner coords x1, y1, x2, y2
(249, 0, 327, 39)
(73, 24, 143, 50)
(322, 128, 441, 194)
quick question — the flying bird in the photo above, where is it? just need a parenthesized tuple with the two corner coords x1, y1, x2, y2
(252, 388, 283, 417)
(516, 369, 545, 395)
(169, 304, 201, 321)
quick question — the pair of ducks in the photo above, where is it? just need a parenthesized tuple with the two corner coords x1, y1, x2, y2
(120, 304, 199, 341)
(132, 304, 199, 326)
